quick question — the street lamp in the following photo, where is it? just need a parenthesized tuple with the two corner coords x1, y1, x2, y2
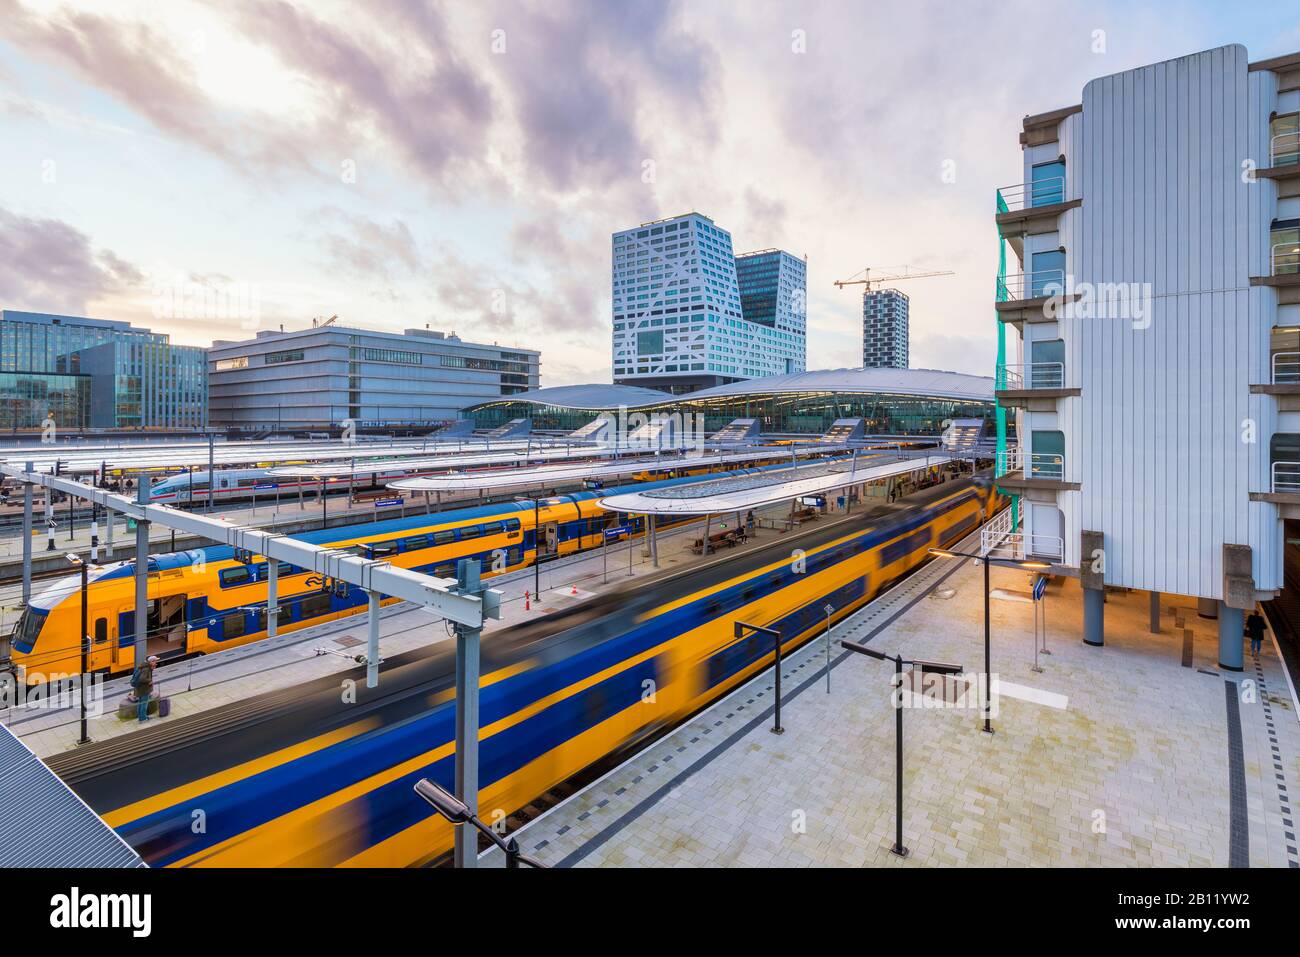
(928, 546, 1051, 733)
(841, 638, 962, 858)
(413, 778, 545, 869)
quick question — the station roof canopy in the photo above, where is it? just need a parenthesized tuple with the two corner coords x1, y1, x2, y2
(467, 382, 674, 411)
(387, 446, 831, 493)
(681, 368, 995, 403)
(597, 449, 955, 516)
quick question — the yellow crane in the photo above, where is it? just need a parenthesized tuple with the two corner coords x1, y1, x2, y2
(834, 266, 953, 292)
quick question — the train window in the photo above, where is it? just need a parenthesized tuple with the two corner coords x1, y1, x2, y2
(369, 541, 398, 558)
(482, 522, 505, 536)
(219, 566, 252, 588)
(301, 593, 332, 618)
(276, 561, 296, 577)
(94, 618, 108, 643)
(251, 563, 267, 580)
(434, 564, 457, 578)
(458, 526, 482, 540)
(433, 530, 457, 546)
(403, 534, 430, 551)
(221, 614, 245, 640)
(504, 519, 521, 532)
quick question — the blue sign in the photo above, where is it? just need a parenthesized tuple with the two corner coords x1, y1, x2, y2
(375, 497, 404, 508)
(254, 483, 277, 490)
(1032, 576, 1048, 601)
(604, 526, 629, 539)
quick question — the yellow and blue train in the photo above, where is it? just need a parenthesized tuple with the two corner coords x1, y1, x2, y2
(49, 472, 1000, 867)
(11, 458, 833, 685)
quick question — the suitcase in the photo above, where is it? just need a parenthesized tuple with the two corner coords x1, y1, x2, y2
(157, 696, 171, 718)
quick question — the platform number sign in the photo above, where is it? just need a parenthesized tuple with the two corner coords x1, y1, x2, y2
(1032, 576, 1048, 602)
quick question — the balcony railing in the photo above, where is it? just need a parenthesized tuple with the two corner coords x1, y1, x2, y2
(1272, 131, 1300, 167)
(979, 508, 1064, 563)
(996, 362, 1065, 390)
(1273, 352, 1300, 384)
(997, 447, 1065, 482)
(996, 176, 1066, 213)
(1272, 241, 1300, 276)
(1273, 461, 1300, 494)
(996, 268, 1066, 302)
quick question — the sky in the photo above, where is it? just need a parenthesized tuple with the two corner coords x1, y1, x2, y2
(0, 0, 1297, 386)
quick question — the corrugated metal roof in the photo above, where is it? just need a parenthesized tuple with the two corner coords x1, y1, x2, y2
(0, 723, 144, 867)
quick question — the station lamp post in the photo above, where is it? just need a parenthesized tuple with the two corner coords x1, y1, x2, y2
(413, 778, 545, 868)
(928, 546, 1051, 733)
(841, 639, 962, 858)
(66, 552, 90, 745)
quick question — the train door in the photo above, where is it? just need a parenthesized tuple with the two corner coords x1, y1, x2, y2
(539, 522, 560, 557)
(147, 594, 188, 658)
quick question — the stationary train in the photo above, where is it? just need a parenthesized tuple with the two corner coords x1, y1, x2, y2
(11, 458, 844, 685)
(48, 473, 1001, 867)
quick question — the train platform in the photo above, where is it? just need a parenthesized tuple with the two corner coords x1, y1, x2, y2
(479, 532, 1300, 868)
(4, 501, 797, 757)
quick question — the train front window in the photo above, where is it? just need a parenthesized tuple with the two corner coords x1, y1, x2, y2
(13, 608, 47, 652)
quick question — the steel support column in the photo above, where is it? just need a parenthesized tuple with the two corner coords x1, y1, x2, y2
(267, 557, 279, 638)
(1218, 602, 1245, 673)
(134, 483, 150, 659)
(21, 461, 32, 605)
(366, 590, 380, 689)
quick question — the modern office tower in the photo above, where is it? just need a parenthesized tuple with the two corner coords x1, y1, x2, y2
(734, 248, 807, 373)
(611, 213, 806, 394)
(208, 323, 540, 431)
(0, 310, 207, 430)
(861, 289, 909, 369)
(992, 43, 1300, 670)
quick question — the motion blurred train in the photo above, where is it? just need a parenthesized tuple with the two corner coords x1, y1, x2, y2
(49, 473, 1000, 867)
(11, 458, 839, 685)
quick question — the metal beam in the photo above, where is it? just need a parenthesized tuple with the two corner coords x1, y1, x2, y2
(0, 465, 497, 629)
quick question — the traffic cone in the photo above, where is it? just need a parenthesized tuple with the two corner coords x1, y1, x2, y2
(525, 590, 531, 611)
(570, 583, 578, 595)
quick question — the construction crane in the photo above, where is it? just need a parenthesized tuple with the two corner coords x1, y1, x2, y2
(311, 314, 339, 328)
(834, 266, 953, 292)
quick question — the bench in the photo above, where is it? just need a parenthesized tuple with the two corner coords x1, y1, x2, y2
(690, 529, 747, 554)
(792, 507, 821, 524)
(351, 488, 400, 505)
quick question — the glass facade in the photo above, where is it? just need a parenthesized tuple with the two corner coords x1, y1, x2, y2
(467, 390, 994, 436)
(0, 311, 207, 429)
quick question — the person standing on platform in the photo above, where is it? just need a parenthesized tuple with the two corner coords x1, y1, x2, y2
(1245, 610, 1267, 658)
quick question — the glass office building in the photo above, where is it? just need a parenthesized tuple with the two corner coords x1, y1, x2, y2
(0, 311, 207, 430)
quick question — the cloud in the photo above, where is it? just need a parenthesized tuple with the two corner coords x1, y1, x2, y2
(0, 206, 145, 314)
(307, 207, 422, 280)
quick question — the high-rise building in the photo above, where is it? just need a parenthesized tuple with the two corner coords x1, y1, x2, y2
(0, 310, 207, 430)
(611, 213, 805, 394)
(993, 43, 1300, 670)
(208, 324, 540, 431)
(861, 289, 909, 369)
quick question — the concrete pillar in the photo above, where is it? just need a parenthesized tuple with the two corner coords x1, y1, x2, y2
(1149, 590, 1160, 634)
(1083, 586, 1105, 647)
(105, 510, 114, 557)
(1218, 602, 1244, 673)
(366, 590, 380, 689)
(134, 484, 150, 659)
(452, 559, 483, 869)
(267, 558, 279, 638)
(1081, 529, 1105, 647)
(649, 513, 659, 568)
(1198, 597, 1218, 619)
(21, 462, 32, 606)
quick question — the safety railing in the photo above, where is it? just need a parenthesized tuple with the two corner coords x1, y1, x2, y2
(1272, 241, 1300, 276)
(982, 530, 1065, 563)
(1273, 461, 1300, 494)
(1273, 352, 1300, 384)
(1272, 130, 1300, 167)
(996, 448, 1065, 482)
(996, 362, 1065, 390)
(996, 176, 1066, 212)
(996, 269, 1066, 302)
(979, 506, 1015, 557)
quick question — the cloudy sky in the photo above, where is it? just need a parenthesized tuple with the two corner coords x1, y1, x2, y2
(0, 0, 1295, 385)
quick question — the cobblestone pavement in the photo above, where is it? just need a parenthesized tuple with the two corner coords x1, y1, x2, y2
(483, 551, 1300, 868)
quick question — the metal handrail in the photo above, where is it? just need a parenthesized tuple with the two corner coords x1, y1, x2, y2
(996, 175, 1066, 212)
(1274, 461, 1300, 494)
(996, 269, 1066, 301)
(997, 448, 1065, 481)
(1273, 352, 1300, 384)
(983, 530, 1064, 563)
(996, 362, 1065, 390)
(1272, 241, 1300, 276)
(1271, 131, 1300, 167)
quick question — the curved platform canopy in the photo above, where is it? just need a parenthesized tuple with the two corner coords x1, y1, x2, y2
(597, 449, 956, 516)
(680, 367, 995, 403)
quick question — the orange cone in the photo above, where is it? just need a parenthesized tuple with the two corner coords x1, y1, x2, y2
(570, 583, 578, 595)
